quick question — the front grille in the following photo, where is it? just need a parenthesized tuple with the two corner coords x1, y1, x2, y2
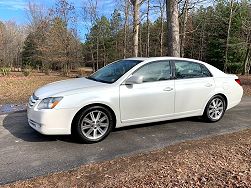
(28, 94, 39, 108)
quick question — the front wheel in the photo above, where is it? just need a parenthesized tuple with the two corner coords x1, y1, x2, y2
(73, 106, 114, 143)
(203, 95, 226, 122)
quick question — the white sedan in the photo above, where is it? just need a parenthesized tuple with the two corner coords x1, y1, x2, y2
(27, 57, 243, 143)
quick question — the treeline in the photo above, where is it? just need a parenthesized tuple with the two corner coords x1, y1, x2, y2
(0, 21, 25, 69)
(1, 1, 83, 76)
(22, 1, 83, 75)
(84, 0, 251, 74)
(0, 0, 250, 76)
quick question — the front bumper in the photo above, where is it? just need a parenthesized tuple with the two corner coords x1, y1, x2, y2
(27, 106, 76, 135)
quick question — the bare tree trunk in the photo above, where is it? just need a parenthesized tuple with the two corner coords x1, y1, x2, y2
(199, 22, 205, 60)
(180, 0, 189, 58)
(224, 0, 234, 73)
(96, 37, 99, 70)
(159, 1, 164, 56)
(123, 0, 129, 58)
(115, 39, 118, 60)
(166, 0, 180, 57)
(146, 0, 150, 57)
(243, 33, 250, 75)
(90, 45, 95, 72)
(243, 45, 250, 75)
(190, 24, 195, 58)
(139, 24, 143, 56)
(160, 20, 164, 56)
(130, 0, 141, 57)
(102, 38, 106, 67)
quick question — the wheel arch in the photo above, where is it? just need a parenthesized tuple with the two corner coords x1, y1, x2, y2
(202, 93, 228, 122)
(71, 103, 117, 133)
(204, 93, 228, 112)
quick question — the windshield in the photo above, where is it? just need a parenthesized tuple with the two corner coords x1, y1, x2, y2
(87, 60, 142, 83)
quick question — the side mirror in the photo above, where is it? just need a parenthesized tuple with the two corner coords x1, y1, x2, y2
(125, 75, 143, 85)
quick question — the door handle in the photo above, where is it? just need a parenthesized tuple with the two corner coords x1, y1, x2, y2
(205, 83, 213, 87)
(163, 87, 173, 91)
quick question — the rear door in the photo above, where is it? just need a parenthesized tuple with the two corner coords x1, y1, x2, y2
(173, 60, 215, 114)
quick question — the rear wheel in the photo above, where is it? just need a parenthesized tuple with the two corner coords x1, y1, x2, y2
(203, 95, 226, 122)
(73, 106, 114, 143)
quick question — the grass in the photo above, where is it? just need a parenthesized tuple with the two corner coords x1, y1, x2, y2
(0, 72, 68, 105)
(2, 129, 251, 187)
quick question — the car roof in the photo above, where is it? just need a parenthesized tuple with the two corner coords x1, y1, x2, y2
(125, 57, 149, 61)
(125, 57, 205, 64)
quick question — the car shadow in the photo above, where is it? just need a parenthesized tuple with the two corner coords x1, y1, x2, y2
(2, 111, 81, 143)
(2, 111, 205, 143)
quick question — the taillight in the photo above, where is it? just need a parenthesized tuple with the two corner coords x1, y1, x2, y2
(235, 79, 241, 85)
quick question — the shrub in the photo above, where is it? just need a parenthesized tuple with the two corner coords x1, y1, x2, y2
(44, 69, 51, 76)
(0, 67, 11, 76)
(22, 66, 32, 77)
(227, 63, 242, 74)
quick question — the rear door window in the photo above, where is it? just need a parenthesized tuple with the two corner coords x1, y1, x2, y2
(174, 61, 212, 79)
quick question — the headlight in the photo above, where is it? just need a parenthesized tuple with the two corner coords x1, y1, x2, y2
(37, 97, 63, 110)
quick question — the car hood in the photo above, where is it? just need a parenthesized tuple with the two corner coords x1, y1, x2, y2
(34, 77, 106, 99)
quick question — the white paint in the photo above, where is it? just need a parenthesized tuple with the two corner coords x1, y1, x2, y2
(27, 57, 243, 136)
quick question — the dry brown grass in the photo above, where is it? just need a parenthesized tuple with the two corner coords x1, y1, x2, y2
(2, 129, 251, 188)
(239, 75, 251, 96)
(0, 73, 68, 105)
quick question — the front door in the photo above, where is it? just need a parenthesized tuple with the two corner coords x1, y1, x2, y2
(119, 60, 175, 123)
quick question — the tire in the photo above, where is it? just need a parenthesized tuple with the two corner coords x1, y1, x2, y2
(73, 106, 114, 143)
(203, 95, 226, 122)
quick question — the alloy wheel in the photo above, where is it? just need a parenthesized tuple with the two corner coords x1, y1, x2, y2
(208, 98, 224, 120)
(80, 110, 109, 140)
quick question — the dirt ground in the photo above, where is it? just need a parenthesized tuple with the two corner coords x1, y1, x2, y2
(239, 75, 251, 96)
(0, 73, 68, 105)
(0, 73, 251, 105)
(2, 129, 251, 188)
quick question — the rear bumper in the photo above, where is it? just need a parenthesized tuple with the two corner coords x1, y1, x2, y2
(27, 107, 76, 135)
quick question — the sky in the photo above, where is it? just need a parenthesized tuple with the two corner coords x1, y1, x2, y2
(0, 0, 212, 40)
(0, 0, 117, 40)
(0, 0, 49, 24)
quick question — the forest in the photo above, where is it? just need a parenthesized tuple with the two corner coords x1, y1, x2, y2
(0, 0, 250, 76)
